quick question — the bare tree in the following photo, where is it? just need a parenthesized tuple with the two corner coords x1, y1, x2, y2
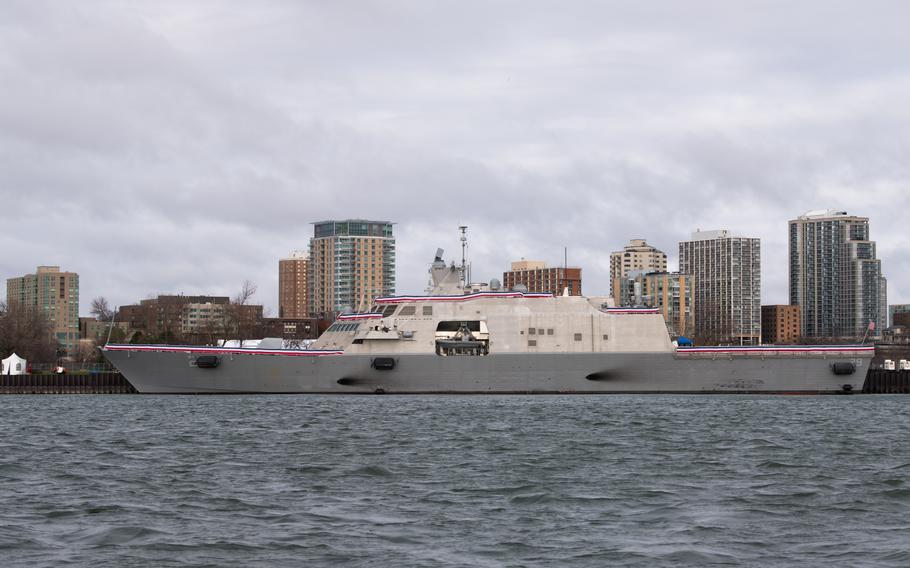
(196, 317, 223, 347)
(90, 297, 114, 321)
(234, 280, 258, 307)
(222, 281, 260, 347)
(0, 301, 58, 363)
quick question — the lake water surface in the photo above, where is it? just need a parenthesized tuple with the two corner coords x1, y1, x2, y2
(1, 394, 909, 567)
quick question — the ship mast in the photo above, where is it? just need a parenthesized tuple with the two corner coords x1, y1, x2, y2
(459, 225, 468, 290)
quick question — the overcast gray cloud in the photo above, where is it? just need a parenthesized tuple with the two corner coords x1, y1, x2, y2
(2, 0, 909, 314)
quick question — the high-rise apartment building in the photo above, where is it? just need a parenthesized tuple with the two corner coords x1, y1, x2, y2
(6, 266, 80, 353)
(610, 239, 667, 305)
(761, 305, 800, 344)
(789, 210, 883, 338)
(309, 220, 395, 316)
(503, 260, 582, 296)
(679, 230, 761, 345)
(279, 251, 309, 318)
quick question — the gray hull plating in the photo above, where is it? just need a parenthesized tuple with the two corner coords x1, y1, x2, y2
(103, 350, 868, 394)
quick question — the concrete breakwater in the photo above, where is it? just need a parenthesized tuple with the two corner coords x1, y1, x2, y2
(0, 372, 136, 394)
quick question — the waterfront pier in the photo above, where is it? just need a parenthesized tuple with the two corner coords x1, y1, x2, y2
(0, 372, 136, 394)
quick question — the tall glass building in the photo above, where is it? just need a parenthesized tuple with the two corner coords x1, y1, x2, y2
(789, 210, 883, 339)
(308, 220, 395, 317)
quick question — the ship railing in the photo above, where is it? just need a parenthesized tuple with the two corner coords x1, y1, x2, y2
(674, 346, 872, 360)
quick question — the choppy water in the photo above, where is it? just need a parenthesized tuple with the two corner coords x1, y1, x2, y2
(1, 395, 909, 567)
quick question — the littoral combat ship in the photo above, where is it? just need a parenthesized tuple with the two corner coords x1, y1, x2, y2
(103, 249, 871, 394)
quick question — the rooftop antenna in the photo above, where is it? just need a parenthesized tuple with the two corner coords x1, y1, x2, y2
(459, 225, 468, 289)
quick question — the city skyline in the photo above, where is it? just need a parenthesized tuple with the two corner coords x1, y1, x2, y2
(2, 3, 909, 316)
(0, 213, 901, 319)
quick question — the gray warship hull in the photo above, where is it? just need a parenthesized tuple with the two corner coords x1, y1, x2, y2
(103, 348, 870, 394)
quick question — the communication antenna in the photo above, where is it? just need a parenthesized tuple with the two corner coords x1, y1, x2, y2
(459, 225, 468, 289)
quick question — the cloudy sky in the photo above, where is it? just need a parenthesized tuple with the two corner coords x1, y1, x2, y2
(2, 1, 909, 315)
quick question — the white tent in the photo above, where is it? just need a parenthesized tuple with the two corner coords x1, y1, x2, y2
(2, 353, 27, 375)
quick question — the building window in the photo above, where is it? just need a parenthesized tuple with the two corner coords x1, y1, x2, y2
(529, 328, 536, 335)
(528, 340, 537, 347)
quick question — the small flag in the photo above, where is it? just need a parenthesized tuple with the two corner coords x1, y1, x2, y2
(868, 320, 876, 331)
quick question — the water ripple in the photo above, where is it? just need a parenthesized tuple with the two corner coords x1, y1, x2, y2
(2, 394, 910, 566)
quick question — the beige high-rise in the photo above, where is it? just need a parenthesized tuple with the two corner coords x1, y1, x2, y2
(309, 220, 395, 317)
(279, 251, 309, 318)
(610, 239, 667, 305)
(6, 266, 80, 353)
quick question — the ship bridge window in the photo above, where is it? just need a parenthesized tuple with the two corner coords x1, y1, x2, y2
(423, 306, 433, 316)
(574, 333, 583, 341)
(381, 305, 398, 317)
(398, 306, 416, 316)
